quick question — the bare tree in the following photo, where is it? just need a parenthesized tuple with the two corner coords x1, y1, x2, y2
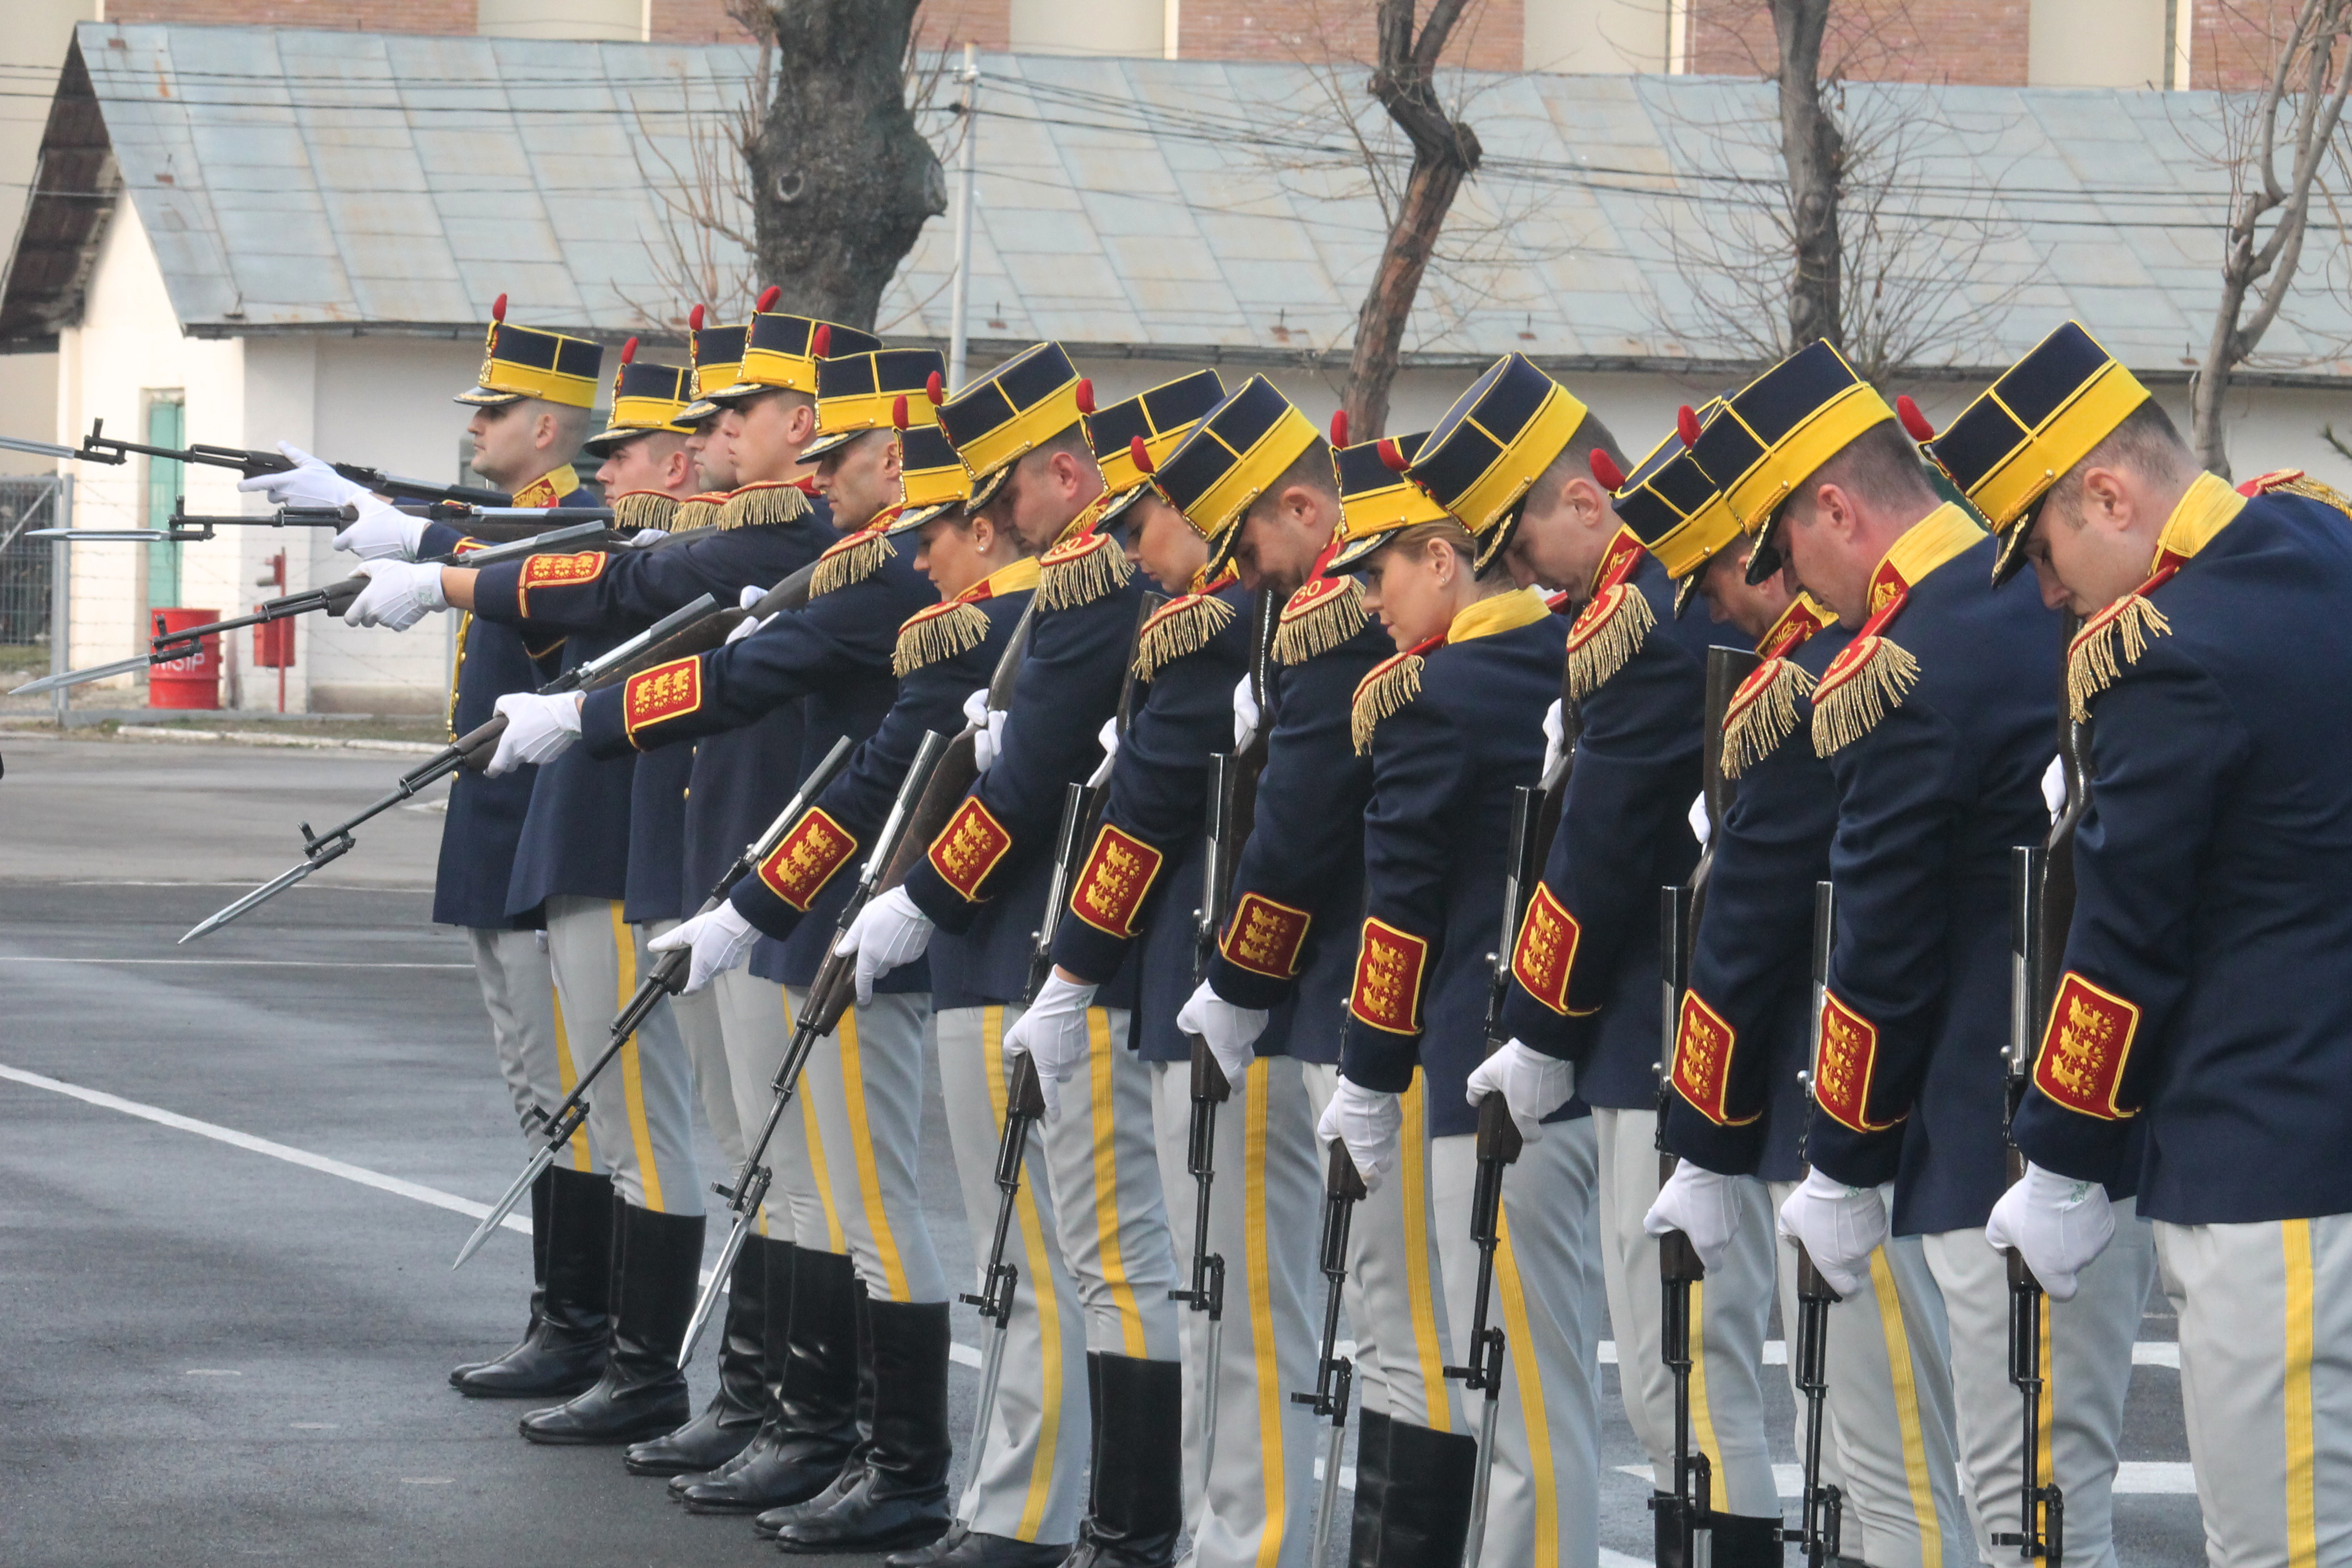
(1342, 0, 1484, 435)
(1772, 0, 1844, 349)
(2193, 0, 2352, 476)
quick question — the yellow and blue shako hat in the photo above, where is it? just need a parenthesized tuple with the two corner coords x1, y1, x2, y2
(935, 341, 1089, 511)
(674, 299, 754, 425)
(802, 347, 946, 461)
(585, 336, 694, 456)
(1401, 352, 1589, 571)
(884, 394, 973, 537)
(1326, 425, 1449, 575)
(1145, 374, 1314, 578)
(700, 293, 880, 408)
(455, 293, 603, 409)
(1683, 340, 1897, 586)
(1913, 322, 2150, 587)
(1082, 368, 1227, 529)
(1610, 400, 1743, 619)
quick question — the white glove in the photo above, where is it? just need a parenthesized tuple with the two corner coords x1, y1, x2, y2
(1985, 1161, 2115, 1303)
(1003, 971, 1098, 1122)
(1233, 675, 1260, 753)
(1085, 716, 1120, 788)
(725, 612, 775, 645)
(964, 688, 1009, 772)
(2041, 753, 2068, 823)
(1177, 979, 1268, 1089)
(627, 528, 668, 546)
(1687, 791, 1711, 850)
(1776, 1168, 1888, 1300)
(485, 691, 583, 777)
(832, 884, 935, 1004)
(1316, 1077, 1404, 1194)
(342, 558, 449, 630)
(1463, 1038, 1576, 1144)
(738, 583, 770, 611)
(1540, 698, 1566, 780)
(647, 902, 758, 994)
(1645, 1162, 1746, 1276)
(332, 494, 428, 561)
(238, 441, 370, 510)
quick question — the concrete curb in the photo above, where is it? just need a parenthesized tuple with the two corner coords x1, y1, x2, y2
(112, 726, 443, 756)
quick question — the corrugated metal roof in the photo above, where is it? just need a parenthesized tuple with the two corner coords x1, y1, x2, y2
(9, 20, 2347, 382)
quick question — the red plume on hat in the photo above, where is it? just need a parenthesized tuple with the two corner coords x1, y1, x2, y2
(926, 371, 945, 405)
(491, 293, 507, 323)
(1129, 435, 1156, 475)
(1676, 405, 1702, 447)
(810, 324, 831, 358)
(1896, 394, 1936, 442)
(619, 336, 639, 365)
(756, 285, 781, 313)
(1376, 437, 1408, 473)
(1589, 448, 1626, 492)
(1330, 410, 1349, 448)
(891, 395, 910, 432)
(1075, 378, 1096, 416)
(689, 303, 705, 332)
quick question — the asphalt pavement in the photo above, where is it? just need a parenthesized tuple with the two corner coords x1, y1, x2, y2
(0, 733, 2204, 1566)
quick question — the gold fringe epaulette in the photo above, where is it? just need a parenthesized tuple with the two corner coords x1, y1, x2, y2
(1037, 529, 1131, 612)
(2247, 469, 2352, 522)
(671, 492, 727, 533)
(609, 489, 680, 533)
(2065, 591, 2171, 722)
(1809, 634, 1919, 756)
(1131, 591, 1236, 682)
(1272, 576, 1367, 665)
(1562, 581, 1656, 703)
(1721, 657, 1817, 778)
(893, 598, 992, 677)
(718, 480, 813, 531)
(811, 527, 896, 597)
(1351, 644, 1430, 755)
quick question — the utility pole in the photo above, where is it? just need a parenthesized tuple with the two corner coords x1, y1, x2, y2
(947, 42, 980, 393)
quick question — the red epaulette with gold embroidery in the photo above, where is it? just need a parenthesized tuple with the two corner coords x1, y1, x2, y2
(810, 513, 899, 598)
(1036, 522, 1131, 612)
(1132, 577, 1238, 681)
(1272, 575, 1368, 665)
(1721, 594, 1834, 777)
(717, 479, 813, 531)
(1563, 529, 1655, 703)
(1349, 633, 1443, 754)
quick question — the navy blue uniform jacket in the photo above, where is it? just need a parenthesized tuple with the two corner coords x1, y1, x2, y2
(2015, 480, 2352, 1224)
(1801, 508, 2060, 1237)
(1340, 590, 1572, 1140)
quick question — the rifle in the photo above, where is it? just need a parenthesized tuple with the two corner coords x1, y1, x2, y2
(1785, 880, 1845, 1567)
(1652, 643, 1762, 1564)
(1168, 589, 1279, 1499)
(73, 416, 511, 509)
(1992, 617, 2083, 1567)
(177, 593, 723, 942)
(1293, 1136, 1368, 1568)
(28, 503, 618, 548)
(10, 520, 621, 698)
(677, 727, 957, 1355)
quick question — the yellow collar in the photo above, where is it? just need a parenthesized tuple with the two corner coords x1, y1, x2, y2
(969, 555, 1042, 600)
(511, 464, 580, 509)
(2150, 471, 2245, 574)
(1448, 585, 1551, 645)
(1756, 592, 1836, 658)
(1864, 503, 1985, 617)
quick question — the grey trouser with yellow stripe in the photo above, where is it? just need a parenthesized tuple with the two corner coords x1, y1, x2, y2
(783, 985, 947, 1306)
(1433, 1113, 1604, 1568)
(645, 917, 742, 1180)
(1922, 1201, 2153, 1568)
(710, 968, 832, 1246)
(464, 924, 594, 1170)
(2156, 1212, 2352, 1568)
(938, 1003, 1091, 1547)
(543, 896, 700, 1212)
(1150, 1053, 1324, 1567)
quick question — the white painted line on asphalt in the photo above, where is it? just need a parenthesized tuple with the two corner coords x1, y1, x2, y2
(0, 1063, 531, 1238)
(2135, 1341, 2181, 1367)
(1623, 1463, 2196, 1499)
(950, 1342, 982, 1369)
(0, 957, 471, 968)
(1599, 1554, 1650, 1568)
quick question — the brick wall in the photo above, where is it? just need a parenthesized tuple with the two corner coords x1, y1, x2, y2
(647, 0, 756, 44)
(2190, 0, 2303, 90)
(1685, 0, 2032, 85)
(918, 0, 1013, 51)
(105, 0, 476, 30)
(1170, 0, 1524, 70)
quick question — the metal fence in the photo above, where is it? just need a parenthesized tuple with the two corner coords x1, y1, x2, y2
(0, 476, 64, 646)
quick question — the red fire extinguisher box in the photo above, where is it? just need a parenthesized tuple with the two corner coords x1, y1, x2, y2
(149, 608, 221, 710)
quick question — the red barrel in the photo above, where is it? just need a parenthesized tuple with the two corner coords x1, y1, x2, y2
(149, 607, 221, 710)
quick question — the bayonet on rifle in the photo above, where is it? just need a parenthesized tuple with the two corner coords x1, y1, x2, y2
(1294, 1137, 1368, 1568)
(77, 416, 511, 509)
(1784, 879, 1845, 1566)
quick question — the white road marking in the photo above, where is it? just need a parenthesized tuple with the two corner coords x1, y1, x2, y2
(0, 957, 470, 968)
(0, 1063, 531, 1238)
(950, 1342, 982, 1369)
(2135, 1341, 2181, 1367)
(1621, 1463, 2196, 1498)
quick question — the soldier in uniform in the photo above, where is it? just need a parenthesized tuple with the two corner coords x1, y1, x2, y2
(1931, 323, 2334, 1567)
(1642, 421, 1977, 1567)
(248, 298, 611, 1403)
(837, 347, 1197, 1568)
(1314, 411, 1572, 1568)
(1707, 340, 2150, 1568)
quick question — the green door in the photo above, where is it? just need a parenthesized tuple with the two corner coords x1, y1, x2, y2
(145, 398, 184, 610)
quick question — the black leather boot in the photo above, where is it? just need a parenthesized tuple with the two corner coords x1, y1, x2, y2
(519, 1199, 701, 1444)
(1349, 1409, 1477, 1567)
(1708, 1512, 1787, 1567)
(455, 1164, 611, 1399)
(1654, 1492, 1686, 1568)
(1060, 1353, 1182, 1568)
(668, 1236, 793, 1500)
(450, 1164, 552, 1385)
(678, 1245, 859, 1513)
(624, 1235, 767, 1475)
(752, 1270, 875, 1537)
(769, 1298, 954, 1554)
